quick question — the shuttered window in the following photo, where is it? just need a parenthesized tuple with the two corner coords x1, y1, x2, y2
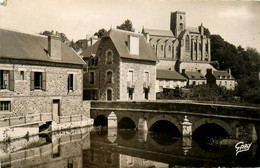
(68, 74, 74, 91)
(30, 71, 46, 91)
(0, 70, 14, 91)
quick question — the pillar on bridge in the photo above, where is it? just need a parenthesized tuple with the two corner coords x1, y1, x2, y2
(108, 111, 117, 129)
(138, 117, 148, 132)
(181, 116, 192, 137)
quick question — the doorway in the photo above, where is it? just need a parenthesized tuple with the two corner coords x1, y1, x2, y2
(52, 99, 60, 116)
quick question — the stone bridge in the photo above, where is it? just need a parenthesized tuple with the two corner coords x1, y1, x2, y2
(90, 101, 260, 141)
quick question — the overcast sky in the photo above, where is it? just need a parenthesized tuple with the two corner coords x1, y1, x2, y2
(0, 0, 259, 52)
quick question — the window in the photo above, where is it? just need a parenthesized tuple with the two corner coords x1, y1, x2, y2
(192, 81, 196, 85)
(106, 71, 112, 84)
(31, 71, 46, 91)
(225, 81, 227, 85)
(107, 89, 112, 101)
(161, 45, 163, 51)
(68, 74, 74, 91)
(129, 89, 133, 100)
(90, 72, 95, 84)
(180, 15, 182, 20)
(128, 70, 133, 84)
(206, 43, 208, 52)
(0, 70, 9, 89)
(145, 72, 149, 84)
(20, 71, 25, 80)
(91, 58, 95, 66)
(144, 89, 149, 100)
(107, 51, 113, 64)
(180, 23, 183, 30)
(0, 101, 11, 112)
(185, 36, 190, 50)
(168, 46, 171, 51)
(199, 43, 202, 51)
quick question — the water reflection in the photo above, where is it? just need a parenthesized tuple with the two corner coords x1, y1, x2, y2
(0, 127, 259, 168)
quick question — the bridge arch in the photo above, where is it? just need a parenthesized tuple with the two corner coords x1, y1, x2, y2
(148, 115, 181, 135)
(94, 115, 108, 127)
(118, 117, 136, 129)
(193, 118, 232, 137)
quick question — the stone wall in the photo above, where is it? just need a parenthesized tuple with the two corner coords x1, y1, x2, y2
(156, 60, 176, 70)
(0, 63, 84, 117)
(120, 59, 156, 100)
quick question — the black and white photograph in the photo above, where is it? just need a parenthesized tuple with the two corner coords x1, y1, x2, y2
(0, 0, 259, 167)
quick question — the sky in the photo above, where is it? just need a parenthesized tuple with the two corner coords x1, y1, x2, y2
(0, 0, 260, 52)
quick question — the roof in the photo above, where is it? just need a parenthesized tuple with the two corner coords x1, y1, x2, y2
(80, 40, 100, 58)
(103, 29, 158, 62)
(212, 71, 235, 80)
(185, 71, 206, 80)
(0, 28, 86, 65)
(143, 28, 175, 37)
(157, 69, 187, 81)
(186, 26, 200, 34)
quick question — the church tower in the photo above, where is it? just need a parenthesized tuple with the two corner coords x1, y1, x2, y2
(170, 11, 186, 37)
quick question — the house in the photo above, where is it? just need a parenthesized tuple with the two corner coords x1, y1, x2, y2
(0, 28, 86, 117)
(81, 28, 157, 101)
(182, 69, 207, 86)
(156, 69, 187, 92)
(205, 69, 236, 90)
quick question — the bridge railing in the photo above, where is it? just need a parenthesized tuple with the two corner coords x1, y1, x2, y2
(0, 113, 92, 127)
(0, 113, 53, 127)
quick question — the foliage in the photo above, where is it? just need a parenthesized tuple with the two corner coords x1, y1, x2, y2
(116, 19, 135, 32)
(39, 30, 70, 45)
(94, 28, 107, 38)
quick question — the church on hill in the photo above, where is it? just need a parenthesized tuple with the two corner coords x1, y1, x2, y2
(142, 11, 236, 91)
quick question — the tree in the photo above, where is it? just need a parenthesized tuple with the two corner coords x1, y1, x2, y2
(94, 28, 107, 38)
(39, 30, 70, 45)
(116, 19, 135, 32)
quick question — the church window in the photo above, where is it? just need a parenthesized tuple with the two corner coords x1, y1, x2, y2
(199, 43, 202, 51)
(168, 46, 171, 51)
(180, 15, 182, 20)
(206, 43, 208, 52)
(161, 45, 163, 51)
(185, 36, 189, 51)
(180, 23, 183, 30)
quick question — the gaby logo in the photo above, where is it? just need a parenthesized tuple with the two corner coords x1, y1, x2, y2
(235, 141, 252, 156)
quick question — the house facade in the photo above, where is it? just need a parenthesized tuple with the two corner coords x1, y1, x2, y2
(205, 69, 236, 90)
(0, 28, 86, 117)
(81, 29, 157, 101)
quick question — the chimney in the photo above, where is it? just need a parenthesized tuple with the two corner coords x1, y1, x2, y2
(48, 35, 61, 60)
(227, 68, 231, 75)
(200, 23, 204, 36)
(128, 35, 139, 55)
(206, 68, 212, 75)
(144, 33, 150, 43)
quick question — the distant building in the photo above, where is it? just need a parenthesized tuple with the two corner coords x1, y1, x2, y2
(142, 11, 215, 75)
(0, 28, 86, 117)
(205, 69, 236, 90)
(81, 29, 157, 101)
(156, 69, 187, 92)
(182, 69, 207, 86)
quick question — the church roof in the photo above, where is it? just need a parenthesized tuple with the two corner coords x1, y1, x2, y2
(212, 71, 235, 80)
(185, 71, 206, 80)
(157, 69, 187, 81)
(0, 28, 86, 65)
(102, 29, 158, 62)
(80, 40, 100, 58)
(186, 26, 200, 34)
(143, 28, 175, 37)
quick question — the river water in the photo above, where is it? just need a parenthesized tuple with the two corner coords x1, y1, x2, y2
(0, 127, 259, 168)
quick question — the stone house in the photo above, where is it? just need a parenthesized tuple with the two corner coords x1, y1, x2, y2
(156, 69, 187, 92)
(181, 70, 207, 87)
(205, 69, 236, 90)
(81, 29, 157, 101)
(0, 28, 86, 117)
